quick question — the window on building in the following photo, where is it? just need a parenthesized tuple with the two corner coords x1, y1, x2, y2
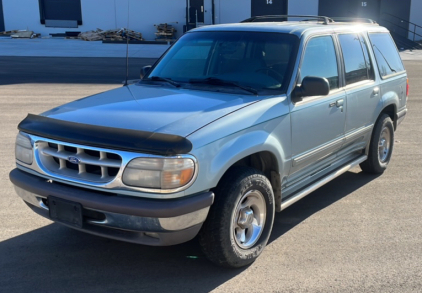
(39, 0, 82, 28)
(338, 33, 373, 85)
(300, 36, 339, 90)
(368, 33, 405, 78)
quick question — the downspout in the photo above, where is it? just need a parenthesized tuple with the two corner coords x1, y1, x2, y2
(212, 0, 215, 24)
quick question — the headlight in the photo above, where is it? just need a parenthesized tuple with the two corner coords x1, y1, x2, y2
(15, 133, 33, 165)
(122, 157, 196, 191)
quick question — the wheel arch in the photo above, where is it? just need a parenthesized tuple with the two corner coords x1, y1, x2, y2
(380, 103, 397, 130)
(206, 131, 286, 211)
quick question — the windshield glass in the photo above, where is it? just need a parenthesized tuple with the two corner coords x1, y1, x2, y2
(146, 31, 299, 93)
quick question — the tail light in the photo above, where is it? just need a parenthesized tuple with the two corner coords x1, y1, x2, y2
(406, 78, 409, 97)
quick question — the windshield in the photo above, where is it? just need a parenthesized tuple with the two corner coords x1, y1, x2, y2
(146, 31, 299, 94)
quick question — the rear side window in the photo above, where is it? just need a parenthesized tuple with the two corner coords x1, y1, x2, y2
(300, 36, 339, 90)
(359, 35, 375, 81)
(368, 33, 405, 78)
(338, 33, 374, 85)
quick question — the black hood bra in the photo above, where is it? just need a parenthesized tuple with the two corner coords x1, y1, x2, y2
(18, 114, 193, 156)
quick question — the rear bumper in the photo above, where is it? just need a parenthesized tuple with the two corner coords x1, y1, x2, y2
(396, 108, 407, 128)
(10, 169, 214, 246)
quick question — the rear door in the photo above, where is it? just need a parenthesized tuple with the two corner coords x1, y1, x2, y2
(338, 32, 381, 155)
(289, 35, 346, 182)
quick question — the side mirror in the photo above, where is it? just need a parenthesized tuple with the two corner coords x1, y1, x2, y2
(140, 65, 152, 79)
(292, 76, 330, 103)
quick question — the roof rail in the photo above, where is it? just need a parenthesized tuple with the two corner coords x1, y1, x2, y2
(330, 17, 377, 24)
(241, 15, 335, 25)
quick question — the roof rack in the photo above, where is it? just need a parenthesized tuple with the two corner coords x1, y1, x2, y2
(241, 15, 335, 25)
(330, 17, 377, 24)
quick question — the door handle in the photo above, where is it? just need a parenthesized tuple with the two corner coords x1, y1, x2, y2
(373, 87, 380, 96)
(329, 99, 344, 107)
(329, 99, 344, 112)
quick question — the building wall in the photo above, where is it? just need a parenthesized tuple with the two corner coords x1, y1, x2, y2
(288, 0, 318, 16)
(4, 0, 420, 41)
(2, 0, 253, 39)
(3, 0, 188, 40)
(409, 0, 422, 41)
(215, 0, 250, 24)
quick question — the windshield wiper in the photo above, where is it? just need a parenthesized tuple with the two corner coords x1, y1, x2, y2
(149, 76, 181, 87)
(189, 77, 259, 95)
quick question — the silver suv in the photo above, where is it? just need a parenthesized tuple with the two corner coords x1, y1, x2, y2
(10, 16, 408, 268)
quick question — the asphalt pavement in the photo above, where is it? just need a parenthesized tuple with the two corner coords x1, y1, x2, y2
(0, 57, 421, 293)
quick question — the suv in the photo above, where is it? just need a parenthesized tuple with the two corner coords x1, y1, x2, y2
(10, 16, 408, 268)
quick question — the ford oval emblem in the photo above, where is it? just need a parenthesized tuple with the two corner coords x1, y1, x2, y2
(68, 156, 81, 164)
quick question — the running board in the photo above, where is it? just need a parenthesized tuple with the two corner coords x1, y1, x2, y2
(280, 155, 367, 211)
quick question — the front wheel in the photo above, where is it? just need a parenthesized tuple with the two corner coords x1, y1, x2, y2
(360, 114, 395, 174)
(198, 167, 275, 268)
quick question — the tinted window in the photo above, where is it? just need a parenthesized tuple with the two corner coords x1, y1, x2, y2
(148, 31, 299, 93)
(369, 33, 405, 77)
(300, 36, 339, 90)
(339, 34, 369, 85)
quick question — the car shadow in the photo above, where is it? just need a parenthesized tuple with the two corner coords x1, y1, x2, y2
(269, 170, 381, 244)
(0, 170, 379, 293)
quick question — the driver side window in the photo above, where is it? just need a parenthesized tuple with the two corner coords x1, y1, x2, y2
(300, 36, 339, 91)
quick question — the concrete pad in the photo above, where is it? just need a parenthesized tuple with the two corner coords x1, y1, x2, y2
(400, 49, 422, 61)
(0, 38, 169, 59)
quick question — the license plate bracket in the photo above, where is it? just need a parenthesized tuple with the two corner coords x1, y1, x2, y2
(48, 196, 83, 228)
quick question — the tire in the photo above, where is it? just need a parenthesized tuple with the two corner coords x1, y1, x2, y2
(198, 166, 275, 268)
(360, 114, 394, 174)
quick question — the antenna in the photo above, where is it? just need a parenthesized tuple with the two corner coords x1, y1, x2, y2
(123, 0, 130, 86)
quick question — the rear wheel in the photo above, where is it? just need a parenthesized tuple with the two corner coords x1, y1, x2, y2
(198, 167, 275, 268)
(360, 114, 394, 174)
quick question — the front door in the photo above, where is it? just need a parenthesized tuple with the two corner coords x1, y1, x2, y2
(288, 35, 346, 183)
(251, 0, 287, 17)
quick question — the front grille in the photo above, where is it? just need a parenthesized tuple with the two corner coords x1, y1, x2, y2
(37, 141, 122, 183)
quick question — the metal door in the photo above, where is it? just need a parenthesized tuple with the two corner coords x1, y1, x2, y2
(0, 0, 5, 32)
(251, 0, 287, 17)
(190, 0, 205, 23)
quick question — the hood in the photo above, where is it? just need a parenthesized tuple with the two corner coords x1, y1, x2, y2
(41, 84, 260, 137)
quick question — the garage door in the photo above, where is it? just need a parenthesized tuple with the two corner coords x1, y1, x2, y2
(318, 0, 381, 21)
(251, 0, 287, 17)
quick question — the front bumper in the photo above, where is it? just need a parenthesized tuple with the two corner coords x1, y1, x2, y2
(10, 169, 214, 246)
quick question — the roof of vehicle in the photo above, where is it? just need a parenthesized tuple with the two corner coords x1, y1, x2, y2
(191, 21, 389, 38)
